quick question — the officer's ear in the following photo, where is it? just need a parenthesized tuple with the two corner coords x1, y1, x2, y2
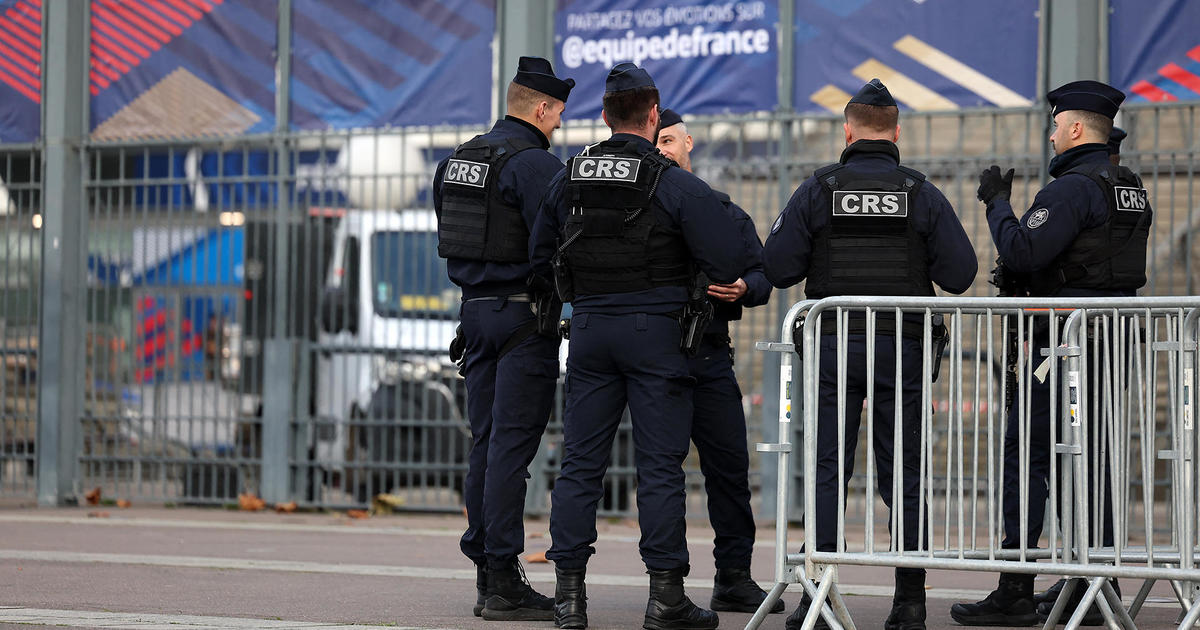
(892, 124, 900, 143)
(843, 122, 852, 145)
(684, 134, 693, 153)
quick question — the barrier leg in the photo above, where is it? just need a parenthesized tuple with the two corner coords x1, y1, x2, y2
(1043, 578, 1081, 630)
(1177, 594, 1200, 629)
(744, 581, 788, 630)
(1127, 578, 1155, 619)
(1063, 577, 1110, 630)
(801, 566, 842, 630)
(1099, 579, 1136, 630)
(827, 584, 857, 630)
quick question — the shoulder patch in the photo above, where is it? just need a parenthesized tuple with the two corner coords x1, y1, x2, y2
(770, 211, 785, 234)
(1026, 207, 1050, 229)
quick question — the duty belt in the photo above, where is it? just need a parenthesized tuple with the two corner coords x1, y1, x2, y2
(463, 293, 533, 303)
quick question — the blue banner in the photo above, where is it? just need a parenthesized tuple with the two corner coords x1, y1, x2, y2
(1110, 0, 1200, 103)
(794, 0, 1037, 113)
(0, 0, 39, 142)
(290, 0, 495, 128)
(555, 0, 779, 119)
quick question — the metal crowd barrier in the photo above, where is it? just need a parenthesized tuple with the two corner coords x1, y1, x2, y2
(750, 296, 1200, 630)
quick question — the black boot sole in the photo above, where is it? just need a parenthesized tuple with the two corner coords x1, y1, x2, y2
(556, 614, 587, 629)
(481, 607, 555, 621)
(948, 609, 1038, 626)
(643, 618, 719, 630)
(710, 595, 785, 613)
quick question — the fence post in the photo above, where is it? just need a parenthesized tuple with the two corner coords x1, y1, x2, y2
(759, 0, 795, 521)
(36, 0, 88, 506)
(259, 0, 295, 505)
(495, 0, 556, 121)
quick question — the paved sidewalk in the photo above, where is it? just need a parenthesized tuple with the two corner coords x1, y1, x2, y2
(0, 506, 1188, 629)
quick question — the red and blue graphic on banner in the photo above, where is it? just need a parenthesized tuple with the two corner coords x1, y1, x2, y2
(1111, 0, 1200, 103)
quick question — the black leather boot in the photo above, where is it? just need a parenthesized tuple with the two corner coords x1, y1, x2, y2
(885, 569, 926, 630)
(554, 566, 588, 629)
(1032, 578, 1067, 605)
(481, 559, 554, 621)
(949, 572, 1038, 626)
(643, 567, 719, 630)
(784, 592, 831, 630)
(473, 563, 488, 617)
(1036, 578, 1120, 626)
(710, 567, 784, 613)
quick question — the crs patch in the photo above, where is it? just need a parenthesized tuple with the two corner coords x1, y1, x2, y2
(1026, 208, 1050, 229)
(570, 156, 640, 182)
(1114, 186, 1149, 212)
(832, 191, 908, 217)
(444, 159, 488, 188)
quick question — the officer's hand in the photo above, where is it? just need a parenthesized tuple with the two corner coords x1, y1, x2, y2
(707, 278, 747, 302)
(977, 165, 1014, 205)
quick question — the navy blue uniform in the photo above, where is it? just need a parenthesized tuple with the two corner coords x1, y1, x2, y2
(689, 197, 771, 570)
(532, 133, 744, 571)
(763, 140, 976, 558)
(433, 116, 563, 570)
(987, 143, 1123, 551)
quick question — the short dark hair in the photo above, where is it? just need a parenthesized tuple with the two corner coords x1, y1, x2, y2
(1075, 110, 1114, 142)
(844, 102, 898, 133)
(602, 86, 659, 129)
(507, 81, 559, 115)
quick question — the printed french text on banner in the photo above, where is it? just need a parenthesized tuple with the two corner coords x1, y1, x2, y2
(556, 0, 778, 119)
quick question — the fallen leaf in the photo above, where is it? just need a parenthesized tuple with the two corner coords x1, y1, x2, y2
(372, 493, 406, 514)
(274, 501, 297, 514)
(238, 493, 265, 511)
(346, 509, 369, 519)
(84, 487, 101, 506)
(116, 499, 131, 508)
(523, 550, 548, 564)
(87, 511, 110, 518)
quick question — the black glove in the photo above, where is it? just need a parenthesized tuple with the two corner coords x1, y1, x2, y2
(977, 165, 1014, 206)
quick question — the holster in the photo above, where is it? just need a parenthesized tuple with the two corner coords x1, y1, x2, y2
(679, 299, 714, 357)
(533, 291, 563, 337)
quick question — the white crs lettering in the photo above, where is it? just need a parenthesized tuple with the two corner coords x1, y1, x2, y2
(445, 159, 488, 187)
(832, 191, 908, 217)
(571, 157, 640, 182)
(1114, 186, 1148, 212)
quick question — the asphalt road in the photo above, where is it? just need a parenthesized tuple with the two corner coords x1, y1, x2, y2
(0, 505, 1188, 629)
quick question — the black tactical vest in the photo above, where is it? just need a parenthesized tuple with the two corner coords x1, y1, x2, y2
(804, 163, 934, 299)
(436, 134, 540, 263)
(1031, 162, 1152, 295)
(560, 141, 691, 296)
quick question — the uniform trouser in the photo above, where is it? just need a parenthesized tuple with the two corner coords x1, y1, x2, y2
(547, 312, 694, 571)
(687, 333, 755, 569)
(814, 334, 926, 562)
(1001, 331, 1116, 551)
(458, 298, 560, 568)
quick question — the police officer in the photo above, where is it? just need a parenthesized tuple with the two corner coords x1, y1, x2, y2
(1108, 126, 1127, 166)
(655, 108, 781, 615)
(762, 79, 977, 630)
(950, 81, 1151, 626)
(432, 55, 573, 622)
(530, 63, 745, 630)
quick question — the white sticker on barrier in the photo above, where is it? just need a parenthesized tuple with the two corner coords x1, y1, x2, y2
(780, 363, 792, 424)
(1185, 367, 1194, 431)
(1068, 370, 1080, 426)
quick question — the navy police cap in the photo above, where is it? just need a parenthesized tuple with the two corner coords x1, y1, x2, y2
(1107, 126, 1127, 155)
(605, 62, 655, 93)
(658, 108, 683, 129)
(1047, 80, 1125, 119)
(513, 56, 575, 102)
(848, 78, 896, 108)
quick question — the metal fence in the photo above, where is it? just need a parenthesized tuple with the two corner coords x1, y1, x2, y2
(751, 296, 1200, 630)
(2, 101, 1200, 518)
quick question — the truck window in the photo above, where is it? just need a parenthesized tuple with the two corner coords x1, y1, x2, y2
(371, 231, 457, 317)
